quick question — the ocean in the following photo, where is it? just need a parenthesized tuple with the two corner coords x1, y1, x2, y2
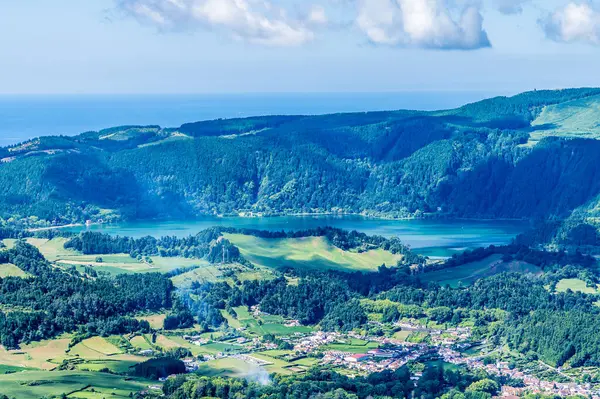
(0, 91, 508, 146)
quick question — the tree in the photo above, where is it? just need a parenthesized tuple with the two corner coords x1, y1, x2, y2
(466, 379, 500, 395)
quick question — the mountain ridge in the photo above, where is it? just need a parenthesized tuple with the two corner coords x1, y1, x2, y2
(3, 88, 600, 225)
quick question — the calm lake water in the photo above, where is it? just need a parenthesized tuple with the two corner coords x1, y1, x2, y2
(65, 216, 528, 258)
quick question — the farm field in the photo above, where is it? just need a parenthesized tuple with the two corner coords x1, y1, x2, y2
(225, 306, 313, 337)
(393, 330, 412, 341)
(322, 339, 379, 353)
(0, 370, 156, 399)
(69, 337, 123, 357)
(0, 262, 28, 278)
(172, 262, 275, 288)
(556, 278, 600, 294)
(0, 335, 150, 375)
(421, 254, 541, 288)
(0, 338, 71, 370)
(195, 357, 254, 378)
(56, 253, 205, 275)
(16, 237, 206, 275)
(136, 313, 167, 329)
(251, 352, 294, 375)
(224, 234, 402, 272)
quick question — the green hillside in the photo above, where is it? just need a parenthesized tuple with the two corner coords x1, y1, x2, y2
(530, 94, 600, 144)
(3, 88, 600, 225)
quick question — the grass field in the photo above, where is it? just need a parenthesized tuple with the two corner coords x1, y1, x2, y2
(171, 263, 274, 288)
(56, 253, 205, 275)
(0, 338, 71, 370)
(556, 278, 600, 294)
(0, 364, 34, 373)
(227, 306, 313, 337)
(529, 94, 600, 145)
(323, 340, 379, 353)
(21, 237, 206, 275)
(196, 358, 255, 378)
(0, 263, 28, 278)
(136, 314, 167, 329)
(0, 370, 155, 399)
(70, 337, 123, 357)
(393, 330, 412, 341)
(251, 353, 294, 375)
(24, 238, 72, 260)
(421, 254, 541, 288)
(130, 335, 153, 351)
(224, 234, 402, 272)
(171, 265, 225, 286)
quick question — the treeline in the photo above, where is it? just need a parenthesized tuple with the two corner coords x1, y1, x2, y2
(382, 273, 594, 316)
(504, 310, 600, 367)
(63, 229, 242, 263)
(175, 274, 367, 332)
(425, 244, 596, 275)
(158, 364, 502, 399)
(0, 227, 31, 240)
(0, 241, 174, 348)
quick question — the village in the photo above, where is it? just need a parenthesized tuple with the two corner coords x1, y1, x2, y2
(172, 317, 600, 398)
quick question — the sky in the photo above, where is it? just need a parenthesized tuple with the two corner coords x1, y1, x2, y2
(1, 0, 600, 94)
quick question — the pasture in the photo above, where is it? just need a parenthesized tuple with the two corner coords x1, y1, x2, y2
(556, 278, 600, 294)
(19, 237, 206, 275)
(225, 306, 313, 337)
(420, 254, 541, 288)
(224, 234, 402, 272)
(0, 263, 28, 278)
(195, 357, 254, 378)
(322, 339, 379, 353)
(529, 94, 600, 145)
(136, 313, 167, 329)
(0, 370, 155, 399)
(0, 338, 71, 370)
(69, 337, 122, 357)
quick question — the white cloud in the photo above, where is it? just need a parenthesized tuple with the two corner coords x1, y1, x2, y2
(117, 0, 324, 46)
(308, 5, 328, 26)
(494, 0, 529, 15)
(541, 2, 600, 45)
(355, 0, 491, 49)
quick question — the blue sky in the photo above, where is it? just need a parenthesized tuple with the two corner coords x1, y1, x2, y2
(1, 0, 600, 94)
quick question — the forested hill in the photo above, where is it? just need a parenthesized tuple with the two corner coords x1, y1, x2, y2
(4, 88, 600, 224)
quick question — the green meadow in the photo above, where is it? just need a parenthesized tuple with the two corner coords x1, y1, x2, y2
(421, 254, 541, 288)
(224, 234, 402, 273)
(0, 370, 156, 399)
(530, 94, 600, 145)
(556, 278, 600, 294)
(0, 262, 28, 278)
(15, 237, 207, 275)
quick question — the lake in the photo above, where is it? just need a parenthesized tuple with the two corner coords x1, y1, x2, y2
(65, 216, 528, 258)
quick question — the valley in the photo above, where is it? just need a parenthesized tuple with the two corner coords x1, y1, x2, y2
(4, 89, 600, 399)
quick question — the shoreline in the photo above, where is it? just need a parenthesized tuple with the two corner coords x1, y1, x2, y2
(26, 213, 530, 234)
(28, 223, 84, 232)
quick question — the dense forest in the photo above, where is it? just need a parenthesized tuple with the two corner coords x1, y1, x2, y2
(154, 366, 503, 399)
(0, 241, 174, 348)
(4, 89, 600, 228)
(63, 228, 242, 263)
